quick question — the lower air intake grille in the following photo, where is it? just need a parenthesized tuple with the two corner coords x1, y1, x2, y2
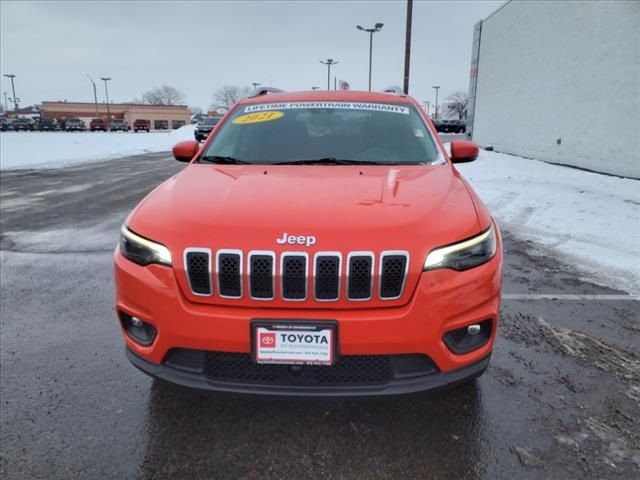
(163, 349, 438, 387)
(282, 255, 307, 300)
(185, 251, 211, 295)
(198, 351, 439, 386)
(348, 255, 373, 299)
(218, 252, 242, 298)
(314, 255, 340, 300)
(380, 254, 408, 298)
(249, 254, 274, 299)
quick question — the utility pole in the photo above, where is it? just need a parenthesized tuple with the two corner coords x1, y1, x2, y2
(432, 86, 440, 119)
(320, 59, 338, 90)
(356, 23, 383, 91)
(86, 75, 98, 116)
(403, 0, 413, 94)
(3, 74, 18, 115)
(100, 77, 111, 127)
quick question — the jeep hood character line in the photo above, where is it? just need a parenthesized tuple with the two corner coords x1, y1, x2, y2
(115, 88, 503, 396)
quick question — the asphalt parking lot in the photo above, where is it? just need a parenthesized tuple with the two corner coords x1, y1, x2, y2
(1, 153, 638, 479)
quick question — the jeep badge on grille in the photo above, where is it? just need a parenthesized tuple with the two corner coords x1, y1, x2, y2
(276, 233, 317, 247)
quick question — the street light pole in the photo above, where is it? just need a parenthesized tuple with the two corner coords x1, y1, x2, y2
(320, 59, 338, 90)
(252, 82, 261, 89)
(356, 23, 383, 91)
(86, 75, 98, 117)
(100, 77, 111, 126)
(403, 0, 413, 94)
(2, 92, 8, 115)
(3, 74, 18, 115)
(432, 85, 440, 119)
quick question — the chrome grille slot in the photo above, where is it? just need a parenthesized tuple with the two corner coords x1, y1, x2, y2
(314, 253, 341, 301)
(184, 249, 212, 296)
(281, 253, 308, 300)
(249, 252, 275, 300)
(379, 252, 409, 299)
(217, 250, 242, 298)
(347, 253, 374, 300)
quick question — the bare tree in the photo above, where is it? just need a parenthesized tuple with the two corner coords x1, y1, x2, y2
(189, 106, 204, 116)
(139, 85, 186, 105)
(446, 91, 468, 119)
(211, 85, 251, 109)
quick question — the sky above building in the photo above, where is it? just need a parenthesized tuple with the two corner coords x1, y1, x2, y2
(1, 0, 504, 111)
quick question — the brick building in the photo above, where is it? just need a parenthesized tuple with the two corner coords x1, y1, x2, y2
(41, 101, 190, 130)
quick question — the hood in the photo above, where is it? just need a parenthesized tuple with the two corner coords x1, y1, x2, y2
(130, 163, 481, 246)
(127, 163, 484, 307)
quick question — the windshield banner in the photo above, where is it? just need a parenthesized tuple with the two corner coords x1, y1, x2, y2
(244, 102, 410, 115)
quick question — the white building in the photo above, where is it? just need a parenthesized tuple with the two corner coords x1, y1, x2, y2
(467, 0, 639, 179)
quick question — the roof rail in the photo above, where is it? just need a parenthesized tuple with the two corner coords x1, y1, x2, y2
(382, 86, 407, 96)
(248, 87, 284, 98)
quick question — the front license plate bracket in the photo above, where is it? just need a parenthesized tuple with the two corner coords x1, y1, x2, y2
(251, 320, 338, 366)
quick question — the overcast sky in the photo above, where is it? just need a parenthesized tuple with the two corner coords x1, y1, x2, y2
(1, 0, 503, 111)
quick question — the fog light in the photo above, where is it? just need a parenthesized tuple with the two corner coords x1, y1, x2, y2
(467, 324, 481, 336)
(443, 319, 492, 354)
(131, 316, 143, 327)
(119, 312, 157, 346)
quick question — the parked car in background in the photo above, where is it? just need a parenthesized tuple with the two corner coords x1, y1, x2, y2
(110, 119, 128, 132)
(65, 118, 86, 132)
(38, 117, 58, 131)
(434, 119, 466, 134)
(194, 115, 222, 142)
(12, 118, 33, 131)
(134, 119, 150, 132)
(1, 117, 12, 131)
(90, 118, 107, 132)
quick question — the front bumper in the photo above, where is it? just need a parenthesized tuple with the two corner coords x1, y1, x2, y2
(127, 347, 490, 397)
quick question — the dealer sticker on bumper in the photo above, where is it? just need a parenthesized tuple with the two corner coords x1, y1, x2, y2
(253, 322, 335, 365)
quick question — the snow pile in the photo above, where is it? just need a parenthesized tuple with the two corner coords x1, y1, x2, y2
(456, 149, 640, 295)
(0, 126, 196, 169)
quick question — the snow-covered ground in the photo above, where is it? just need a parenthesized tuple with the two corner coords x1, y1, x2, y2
(456, 149, 640, 295)
(0, 126, 196, 169)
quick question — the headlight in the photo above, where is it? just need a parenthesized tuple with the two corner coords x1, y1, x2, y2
(424, 224, 496, 271)
(120, 225, 172, 266)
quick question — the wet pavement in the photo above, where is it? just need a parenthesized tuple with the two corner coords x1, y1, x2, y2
(1, 154, 638, 479)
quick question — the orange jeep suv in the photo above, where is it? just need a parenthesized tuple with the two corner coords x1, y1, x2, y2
(115, 88, 502, 396)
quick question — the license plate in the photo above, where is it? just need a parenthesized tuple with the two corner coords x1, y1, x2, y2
(252, 321, 337, 365)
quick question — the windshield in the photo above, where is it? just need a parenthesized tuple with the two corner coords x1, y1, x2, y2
(200, 101, 440, 165)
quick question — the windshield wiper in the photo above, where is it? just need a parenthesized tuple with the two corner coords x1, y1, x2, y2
(271, 158, 380, 165)
(198, 155, 251, 165)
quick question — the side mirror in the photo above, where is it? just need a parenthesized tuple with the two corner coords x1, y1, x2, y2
(172, 140, 200, 163)
(450, 140, 479, 163)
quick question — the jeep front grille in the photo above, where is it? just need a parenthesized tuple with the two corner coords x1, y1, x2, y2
(185, 249, 409, 302)
(281, 253, 308, 300)
(379, 252, 409, 299)
(314, 253, 341, 301)
(249, 251, 275, 300)
(347, 253, 374, 300)
(184, 249, 212, 296)
(217, 250, 242, 298)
